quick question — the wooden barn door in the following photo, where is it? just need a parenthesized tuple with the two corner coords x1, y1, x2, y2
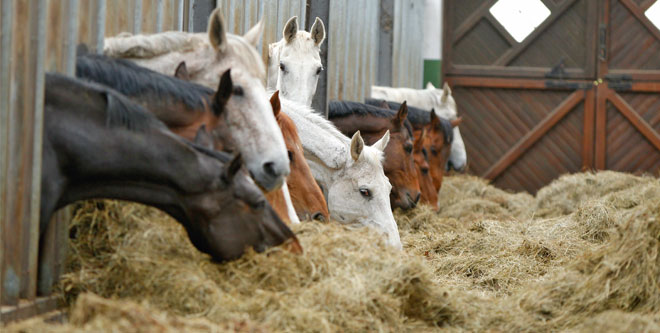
(443, 0, 660, 193)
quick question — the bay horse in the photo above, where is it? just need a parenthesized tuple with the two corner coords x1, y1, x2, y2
(279, 97, 402, 249)
(103, 8, 289, 192)
(411, 129, 438, 208)
(370, 82, 467, 171)
(266, 91, 329, 222)
(267, 16, 326, 106)
(42, 73, 299, 261)
(365, 99, 461, 192)
(328, 101, 422, 211)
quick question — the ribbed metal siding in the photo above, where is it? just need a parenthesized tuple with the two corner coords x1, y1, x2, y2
(1, 0, 191, 312)
(391, 0, 424, 88)
(217, 0, 307, 69)
(326, 0, 379, 102)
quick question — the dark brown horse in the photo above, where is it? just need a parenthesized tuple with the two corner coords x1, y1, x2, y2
(266, 91, 329, 222)
(42, 73, 299, 261)
(328, 101, 421, 210)
(365, 98, 461, 191)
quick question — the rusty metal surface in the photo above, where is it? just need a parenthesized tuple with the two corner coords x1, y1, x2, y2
(391, 0, 424, 88)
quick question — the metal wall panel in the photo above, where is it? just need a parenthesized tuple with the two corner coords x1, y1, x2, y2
(217, 0, 307, 70)
(391, 0, 424, 88)
(326, 0, 379, 102)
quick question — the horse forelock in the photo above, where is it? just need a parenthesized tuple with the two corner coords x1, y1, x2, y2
(281, 31, 322, 58)
(224, 34, 266, 81)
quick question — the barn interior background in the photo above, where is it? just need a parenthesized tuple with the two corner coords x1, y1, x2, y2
(0, 0, 658, 323)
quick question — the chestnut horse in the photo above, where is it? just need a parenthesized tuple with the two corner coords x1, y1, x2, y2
(266, 92, 329, 222)
(411, 129, 438, 207)
(328, 101, 421, 210)
(42, 73, 299, 261)
(365, 99, 461, 192)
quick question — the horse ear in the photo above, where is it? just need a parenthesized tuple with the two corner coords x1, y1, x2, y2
(393, 101, 408, 127)
(174, 61, 190, 81)
(451, 117, 463, 128)
(213, 69, 232, 115)
(350, 131, 364, 161)
(194, 125, 214, 150)
(225, 153, 243, 181)
(310, 17, 326, 46)
(283, 16, 298, 43)
(270, 90, 281, 117)
(208, 8, 228, 52)
(372, 130, 390, 152)
(441, 82, 452, 103)
(413, 128, 426, 151)
(76, 43, 89, 56)
(243, 19, 264, 47)
(426, 82, 436, 90)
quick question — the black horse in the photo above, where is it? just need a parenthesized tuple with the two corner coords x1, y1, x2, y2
(41, 73, 300, 261)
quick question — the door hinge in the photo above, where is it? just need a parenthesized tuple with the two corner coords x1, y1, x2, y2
(605, 74, 632, 91)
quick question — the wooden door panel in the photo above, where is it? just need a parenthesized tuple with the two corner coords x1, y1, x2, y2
(605, 104, 660, 172)
(609, 0, 660, 72)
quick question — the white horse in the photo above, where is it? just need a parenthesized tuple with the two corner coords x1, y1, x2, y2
(267, 16, 326, 106)
(279, 97, 402, 249)
(104, 9, 289, 193)
(371, 82, 467, 171)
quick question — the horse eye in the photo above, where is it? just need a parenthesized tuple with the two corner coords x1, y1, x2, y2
(430, 147, 439, 156)
(422, 148, 428, 160)
(279, 62, 286, 73)
(233, 86, 244, 96)
(404, 144, 413, 154)
(421, 167, 429, 175)
(287, 150, 294, 163)
(316, 67, 323, 75)
(359, 187, 371, 198)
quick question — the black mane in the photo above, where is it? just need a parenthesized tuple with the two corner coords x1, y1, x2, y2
(76, 54, 214, 111)
(328, 100, 413, 136)
(46, 73, 161, 133)
(364, 98, 454, 144)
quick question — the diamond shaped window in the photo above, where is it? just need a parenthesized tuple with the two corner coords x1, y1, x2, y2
(646, 1, 660, 32)
(489, 0, 551, 43)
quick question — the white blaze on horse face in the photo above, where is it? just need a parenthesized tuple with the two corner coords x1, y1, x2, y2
(267, 16, 325, 106)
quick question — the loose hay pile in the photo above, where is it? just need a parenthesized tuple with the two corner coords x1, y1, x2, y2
(7, 171, 660, 332)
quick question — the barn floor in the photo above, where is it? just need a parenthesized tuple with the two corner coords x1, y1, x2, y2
(6, 171, 660, 332)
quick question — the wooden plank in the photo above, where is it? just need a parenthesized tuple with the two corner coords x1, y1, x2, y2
(619, 0, 660, 43)
(447, 64, 590, 79)
(494, 0, 579, 66)
(0, 0, 13, 307)
(0, 296, 61, 324)
(377, 0, 394, 86)
(609, 92, 660, 151)
(447, 76, 593, 90)
(594, 85, 609, 169)
(582, 87, 595, 169)
(452, 0, 498, 43)
(484, 89, 585, 180)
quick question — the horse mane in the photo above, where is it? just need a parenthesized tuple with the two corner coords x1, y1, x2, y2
(364, 98, 453, 144)
(104, 88, 158, 132)
(328, 100, 413, 137)
(104, 31, 206, 58)
(76, 54, 214, 111)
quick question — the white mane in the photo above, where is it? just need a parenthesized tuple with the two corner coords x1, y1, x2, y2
(104, 31, 206, 58)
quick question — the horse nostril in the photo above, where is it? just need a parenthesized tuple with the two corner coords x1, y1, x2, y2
(312, 212, 325, 222)
(406, 192, 417, 208)
(414, 192, 421, 204)
(263, 161, 277, 177)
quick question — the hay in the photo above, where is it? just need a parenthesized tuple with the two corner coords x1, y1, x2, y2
(9, 171, 660, 332)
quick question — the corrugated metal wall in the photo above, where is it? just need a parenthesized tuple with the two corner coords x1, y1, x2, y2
(216, 0, 307, 70)
(392, 0, 424, 88)
(0, 0, 191, 316)
(326, 0, 379, 102)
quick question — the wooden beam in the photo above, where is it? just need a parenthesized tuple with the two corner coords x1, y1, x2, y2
(582, 88, 595, 169)
(594, 85, 609, 169)
(619, 0, 660, 43)
(483, 89, 585, 180)
(447, 76, 593, 90)
(494, 0, 579, 66)
(452, 0, 498, 43)
(608, 92, 660, 151)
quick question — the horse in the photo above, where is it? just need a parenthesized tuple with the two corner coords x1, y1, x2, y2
(76, 54, 302, 225)
(42, 73, 299, 262)
(370, 82, 467, 172)
(365, 99, 461, 192)
(103, 7, 289, 192)
(278, 97, 402, 249)
(328, 101, 421, 210)
(411, 128, 438, 207)
(267, 16, 326, 106)
(266, 91, 329, 222)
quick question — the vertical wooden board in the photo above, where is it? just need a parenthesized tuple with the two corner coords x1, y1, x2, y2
(162, 0, 175, 31)
(76, 0, 91, 46)
(262, 0, 279, 65)
(133, 0, 143, 33)
(0, 0, 12, 306)
(141, 0, 157, 34)
(327, 0, 344, 100)
(105, 0, 135, 37)
(45, 0, 64, 72)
